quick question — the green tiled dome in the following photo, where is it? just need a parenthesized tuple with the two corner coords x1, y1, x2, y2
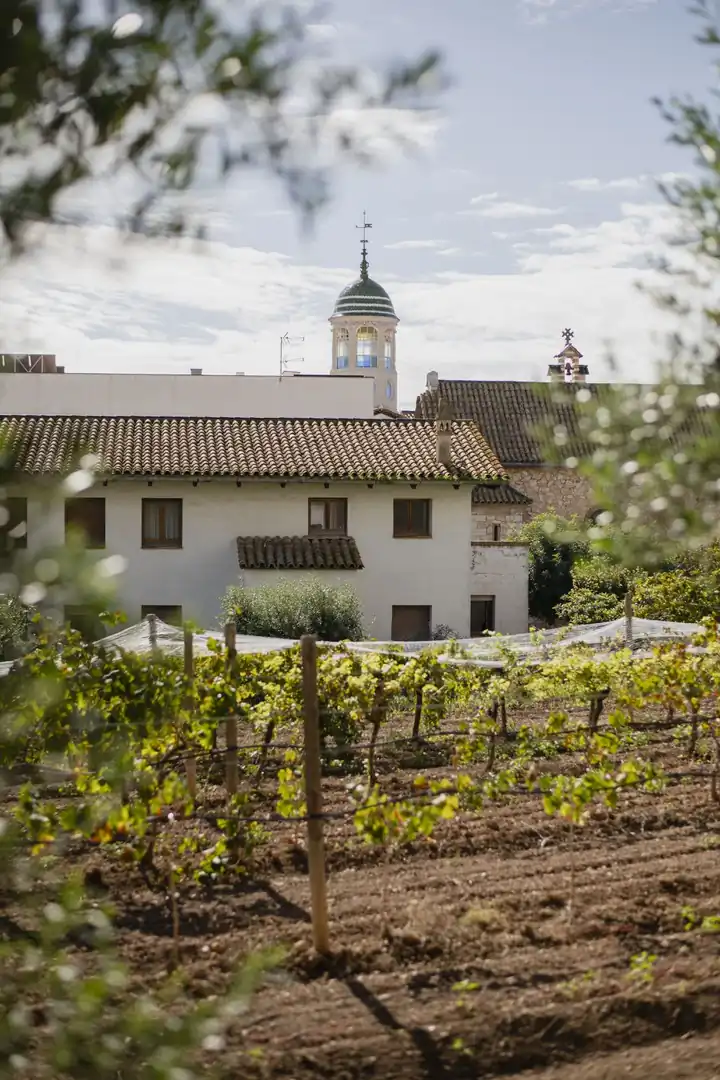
(333, 272, 397, 319)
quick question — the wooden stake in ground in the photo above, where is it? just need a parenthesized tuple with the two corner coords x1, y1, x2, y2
(183, 629, 197, 802)
(301, 634, 330, 954)
(224, 621, 238, 797)
(624, 587, 634, 647)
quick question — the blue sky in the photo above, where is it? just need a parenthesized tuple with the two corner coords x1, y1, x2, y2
(1, 0, 712, 407)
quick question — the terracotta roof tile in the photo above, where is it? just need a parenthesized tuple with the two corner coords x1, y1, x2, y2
(237, 535, 363, 570)
(415, 381, 709, 466)
(0, 415, 505, 482)
(472, 482, 532, 505)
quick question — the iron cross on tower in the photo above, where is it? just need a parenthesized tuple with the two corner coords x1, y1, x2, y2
(356, 210, 373, 279)
(562, 328, 574, 347)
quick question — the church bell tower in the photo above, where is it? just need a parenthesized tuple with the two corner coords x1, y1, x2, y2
(329, 213, 399, 410)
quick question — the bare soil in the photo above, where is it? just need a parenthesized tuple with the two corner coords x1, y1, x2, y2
(4, 719, 720, 1079)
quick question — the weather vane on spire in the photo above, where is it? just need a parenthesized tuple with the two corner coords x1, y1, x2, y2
(562, 328, 574, 347)
(356, 210, 373, 280)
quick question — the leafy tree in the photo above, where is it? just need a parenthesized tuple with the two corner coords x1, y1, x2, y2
(0, 3, 441, 1073)
(511, 513, 589, 625)
(222, 576, 364, 640)
(554, 1, 720, 567)
(0, 0, 441, 254)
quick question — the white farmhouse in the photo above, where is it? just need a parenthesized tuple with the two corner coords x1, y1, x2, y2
(0, 239, 529, 639)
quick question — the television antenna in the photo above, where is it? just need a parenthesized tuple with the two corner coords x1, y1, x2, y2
(280, 332, 305, 376)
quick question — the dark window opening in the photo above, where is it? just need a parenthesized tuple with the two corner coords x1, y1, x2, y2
(65, 497, 106, 548)
(0, 497, 27, 552)
(492, 523, 501, 542)
(64, 605, 104, 642)
(391, 604, 431, 642)
(471, 596, 495, 637)
(393, 499, 431, 538)
(141, 605, 183, 627)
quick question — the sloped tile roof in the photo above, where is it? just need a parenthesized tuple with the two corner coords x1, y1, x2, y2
(415, 381, 708, 466)
(472, 482, 532, 506)
(237, 535, 363, 570)
(416, 381, 590, 465)
(0, 415, 504, 482)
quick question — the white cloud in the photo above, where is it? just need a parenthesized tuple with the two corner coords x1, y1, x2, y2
(305, 22, 338, 41)
(656, 171, 694, 186)
(469, 192, 500, 204)
(532, 224, 577, 237)
(437, 247, 462, 257)
(0, 199, 699, 411)
(384, 239, 445, 250)
(566, 176, 646, 191)
(521, 0, 657, 21)
(464, 200, 564, 219)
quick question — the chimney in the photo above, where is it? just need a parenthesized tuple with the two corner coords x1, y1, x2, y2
(190, 367, 202, 376)
(436, 397, 454, 468)
(426, 370, 439, 390)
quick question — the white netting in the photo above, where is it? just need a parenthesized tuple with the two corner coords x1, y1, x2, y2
(345, 617, 706, 667)
(96, 619, 298, 658)
(0, 615, 707, 676)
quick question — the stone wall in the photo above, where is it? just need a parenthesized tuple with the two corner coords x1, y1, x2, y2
(471, 504, 527, 543)
(506, 466, 596, 519)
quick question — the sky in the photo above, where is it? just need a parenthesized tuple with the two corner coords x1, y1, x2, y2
(0, 0, 714, 409)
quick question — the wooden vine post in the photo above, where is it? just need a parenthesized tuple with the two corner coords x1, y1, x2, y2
(147, 612, 158, 653)
(183, 629, 197, 802)
(224, 621, 238, 797)
(301, 634, 330, 954)
(624, 587, 634, 647)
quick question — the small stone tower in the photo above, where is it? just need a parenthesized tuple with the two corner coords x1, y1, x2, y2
(329, 213, 399, 410)
(548, 328, 589, 384)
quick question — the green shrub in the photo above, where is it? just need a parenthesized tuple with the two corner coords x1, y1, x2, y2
(0, 596, 32, 657)
(556, 545, 720, 626)
(511, 513, 589, 626)
(222, 577, 364, 641)
(555, 554, 631, 624)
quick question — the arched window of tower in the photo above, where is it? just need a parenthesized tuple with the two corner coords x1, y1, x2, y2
(336, 328, 349, 369)
(356, 326, 378, 368)
(384, 335, 393, 369)
(385, 380, 393, 400)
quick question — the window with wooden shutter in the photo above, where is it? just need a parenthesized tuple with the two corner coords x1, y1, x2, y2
(392, 499, 431, 538)
(142, 499, 183, 549)
(391, 605, 431, 642)
(307, 498, 347, 535)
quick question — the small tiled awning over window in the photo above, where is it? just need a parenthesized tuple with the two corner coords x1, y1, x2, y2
(472, 482, 531, 505)
(236, 535, 364, 571)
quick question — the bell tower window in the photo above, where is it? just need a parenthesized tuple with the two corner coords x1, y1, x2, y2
(384, 335, 393, 369)
(336, 328, 349, 369)
(356, 326, 378, 368)
(385, 380, 394, 400)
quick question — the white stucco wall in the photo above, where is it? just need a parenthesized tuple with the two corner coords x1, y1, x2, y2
(470, 542, 529, 635)
(22, 479, 477, 639)
(0, 372, 374, 419)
